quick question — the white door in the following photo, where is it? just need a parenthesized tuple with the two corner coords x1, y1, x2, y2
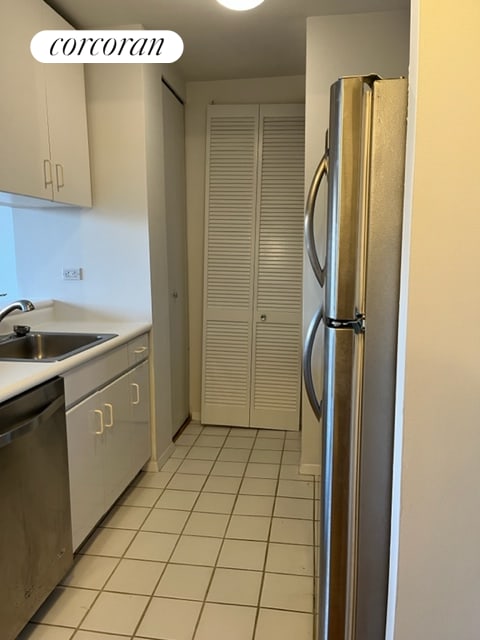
(163, 82, 190, 436)
(250, 105, 305, 430)
(202, 104, 305, 430)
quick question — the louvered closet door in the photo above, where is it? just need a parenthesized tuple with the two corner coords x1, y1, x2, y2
(201, 105, 259, 427)
(250, 105, 305, 430)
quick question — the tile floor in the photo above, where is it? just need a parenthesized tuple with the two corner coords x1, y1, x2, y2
(19, 422, 316, 640)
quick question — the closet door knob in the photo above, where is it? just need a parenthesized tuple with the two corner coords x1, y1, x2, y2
(260, 314, 267, 322)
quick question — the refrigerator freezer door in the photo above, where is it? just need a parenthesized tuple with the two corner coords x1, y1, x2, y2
(320, 324, 364, 640)
(325, 77, 372, 322)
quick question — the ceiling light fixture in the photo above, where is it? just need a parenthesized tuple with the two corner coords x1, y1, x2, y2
(216, 0, 265, 11)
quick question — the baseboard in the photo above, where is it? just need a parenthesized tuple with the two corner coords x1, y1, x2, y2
(300, 462, 321, 477)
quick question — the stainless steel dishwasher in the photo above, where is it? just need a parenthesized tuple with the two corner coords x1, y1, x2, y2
(0, 377, 73, 640)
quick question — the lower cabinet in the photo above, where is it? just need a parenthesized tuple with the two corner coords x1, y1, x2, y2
(66, 356, 151, 550)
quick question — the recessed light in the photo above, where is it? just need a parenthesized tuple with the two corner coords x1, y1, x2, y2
(216, 0, 265, 11)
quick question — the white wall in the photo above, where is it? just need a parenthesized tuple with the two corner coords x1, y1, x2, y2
(185, 75, 306, 419)
(12, 64, 152, 322)
(0, 206, 18, 300)
(301, 10, 410, 472)
(388, 1, 480, 638)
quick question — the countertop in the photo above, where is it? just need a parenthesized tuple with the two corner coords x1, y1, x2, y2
(0, 308, 151, 404)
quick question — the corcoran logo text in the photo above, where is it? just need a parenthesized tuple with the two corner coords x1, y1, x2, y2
(31, 30, 184, 63)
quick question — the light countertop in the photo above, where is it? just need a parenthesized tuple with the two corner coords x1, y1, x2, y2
(0, 303, 151, 403)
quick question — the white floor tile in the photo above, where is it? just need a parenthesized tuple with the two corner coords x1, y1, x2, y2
(284, 439, 301, 451)
(254, 438, 283, 450)
(226, 515, 271, 541)
(75, 632, 129, 640)
(184, 511, 230, 537)
(233, 495, 275, 517)
(282, 450, 300, 464)
(226, 427, 256, 438)
(161, 457, 183, 473)
(256, 429, 286, 439)
(274, 497, 314, 520)
(196, 434, 227, 447)
(61, 555, 118, 590)
(18, 624, 75, 640)
(176, 433, 198, 446)
(178, 459, 215, 475)
(249, 449, 282, 464)
(194, 492, 236, 514)
(171, 445, 191, 459)
(279, 465, 313, 482)
(254, 608, 313, 640)
(32, 586, 98, 628)
(104, 558, 165, 595)
(100, 505, 150, 530)
(170, 535, 222, 566)
(217, 539, 267, 571)
(124, 531, 178, 562)
(265, 543, 314, 576)
(261, 572, 313, 613)
(285, 431, 301, 439)
(118, 486, 163, 508)
(186, 446, 221, 460)
(217, 448, 251, 462)
(194, 603, 256, 640)
(141, 508, 189, 533)
(155, 564, 213, 601)
(182, 423, 203, 435)
(277, 479, 314, 499)
(133, 470, 173, 489)
(240, 477, 277, 496)
(202, 426, 230, 435)
(211, 460, 247, 477)
(80, 591, 149, 635)
(203, 475, 242, 494)
(207, 568, 262, 606)
(223, 435, 255, 449)
(137, 597, 202, 640)
(270, 518, 314, 546)
(155, 489, 199, 510)
(168, 473, 208, 491)
(245, 463, 280, 479)
(80, 528, 136, 557)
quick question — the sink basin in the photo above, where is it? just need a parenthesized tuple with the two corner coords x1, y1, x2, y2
(0, 332, 117, 362)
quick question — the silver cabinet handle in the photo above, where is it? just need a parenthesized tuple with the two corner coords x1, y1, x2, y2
(55, 163, 65, 191)
(104, 403, 114, 428)
(43, 159, 53, 189)
(303, 306, 323, 420)
(93, 409, 104, 435)
(305, 150, 328, 287)
(131, 383, 140, 406)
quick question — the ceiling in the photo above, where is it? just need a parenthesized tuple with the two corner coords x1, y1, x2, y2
(45, 0, 409, 82)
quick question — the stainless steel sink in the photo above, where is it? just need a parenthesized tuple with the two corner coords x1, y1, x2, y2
(0, 332, 117, 362)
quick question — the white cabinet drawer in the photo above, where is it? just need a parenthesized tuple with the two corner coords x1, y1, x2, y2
(63, 345, 129, 409)
(128, 333, 149, 366)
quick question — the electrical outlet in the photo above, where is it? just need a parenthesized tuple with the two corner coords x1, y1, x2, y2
(62, 267, 82, 281)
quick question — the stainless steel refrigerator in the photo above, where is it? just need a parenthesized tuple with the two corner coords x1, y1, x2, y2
(303, 75, 408, 640)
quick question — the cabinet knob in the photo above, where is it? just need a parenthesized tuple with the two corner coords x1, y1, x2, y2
(260, 314, 267, 322)
(172, 291, 179, 299)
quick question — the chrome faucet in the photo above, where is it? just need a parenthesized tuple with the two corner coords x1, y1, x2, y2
(0, 299, 35, 323)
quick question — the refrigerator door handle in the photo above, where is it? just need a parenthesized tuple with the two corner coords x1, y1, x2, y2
(303, 306, 323, 420)
(305, 150, 328, 287)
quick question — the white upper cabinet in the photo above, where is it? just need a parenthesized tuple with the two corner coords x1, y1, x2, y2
(0, 0, 91, 208)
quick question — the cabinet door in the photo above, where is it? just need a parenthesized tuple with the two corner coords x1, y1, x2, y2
(250, 105, 305, 430)
(101, 373, 132, 508)
(66, 392, 105, 551)
(0, 0, 51, 201)
(41, 2, 92, 207)
(201, 105, 259, 427)
(128, 361, 151, 475)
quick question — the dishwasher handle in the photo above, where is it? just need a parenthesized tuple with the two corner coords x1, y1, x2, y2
(0, 395, 65, 449)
